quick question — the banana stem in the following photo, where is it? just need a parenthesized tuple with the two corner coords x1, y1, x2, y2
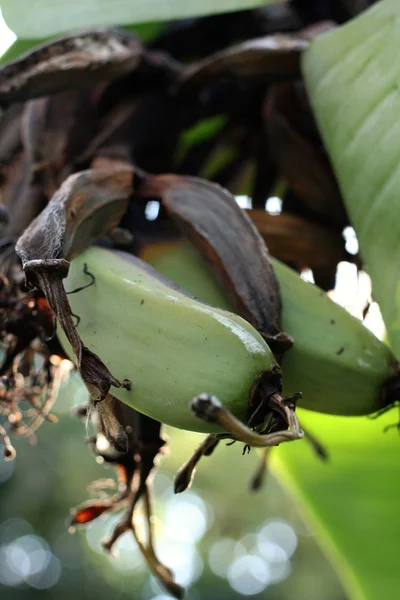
(191, 393, 304, 447)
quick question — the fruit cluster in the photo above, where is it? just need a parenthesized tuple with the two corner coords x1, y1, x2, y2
(0, 3, 396, 595)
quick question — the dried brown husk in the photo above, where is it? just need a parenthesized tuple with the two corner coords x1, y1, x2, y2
(0, 152, 46, 242)
(177, 34, 309, 94)
(265, 83, 346, 227)
(0, 104, 23, 167)
(248, 210, 349, 270)
(149, 6, 301, 61)
(138, 173, 293, 357)
(15, 168, 135, 441)
(0, 29, 143, 106)
(20, 89, 99, 198)
(76, 49, 182, 169)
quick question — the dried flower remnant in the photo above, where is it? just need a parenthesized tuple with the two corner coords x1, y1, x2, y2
(173, 391, 300, 495)
(71, 401, 182, 598)
(0, 350, 72, 459)
(0, 266, 68, 459)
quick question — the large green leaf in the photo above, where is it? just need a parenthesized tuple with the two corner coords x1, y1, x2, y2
(273, 409, 400, 600)
(143, 241, 400, 600)
(302, 0, 400, 358)
(1, 0, 274, 39)
(0, 22, 169, 64)
(300, 13, 400, 591)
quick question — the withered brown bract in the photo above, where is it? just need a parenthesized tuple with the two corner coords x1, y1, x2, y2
(0, 103, 23, 166)
(0, 29, 143, 106)
(20, 89, 99, 198)
(0, 152, 45, 240)
(248, 210, 349, 271)
(177, 34, 309, 94)
(15, 168, 135, 440)
(264, 83, 346, 227)
(139, 173, 293, 357)
(16, 167, 134, 263)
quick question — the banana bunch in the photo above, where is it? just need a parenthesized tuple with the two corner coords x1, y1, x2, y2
(12, 163, 396, 449)
(61, 239, 395, 436)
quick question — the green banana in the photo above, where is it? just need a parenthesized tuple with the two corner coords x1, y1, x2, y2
(140, 241, 395, 417)
(59, 246, 280, 433)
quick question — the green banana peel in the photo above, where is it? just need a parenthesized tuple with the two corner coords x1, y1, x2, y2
(60, 247, 278, 433)
(302, 0, 400, 359)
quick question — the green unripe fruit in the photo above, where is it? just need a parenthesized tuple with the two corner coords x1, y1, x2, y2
(59, 246, 278, 433)
(142, 241, 395, 417)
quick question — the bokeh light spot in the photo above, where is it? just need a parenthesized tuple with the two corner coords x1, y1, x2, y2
(164, 493, 209, 544)
(208, 537, 237, 578)
(265, 196, 282, 215)
(227, 554, 270, 595)
(258, 520, 297, 558)
(0, 534, 61, 589)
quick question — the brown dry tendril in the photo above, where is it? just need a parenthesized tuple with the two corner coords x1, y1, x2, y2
(70, 401, 183, 599)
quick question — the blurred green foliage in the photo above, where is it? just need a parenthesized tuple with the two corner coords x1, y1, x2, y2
(0, 378, 347, 600)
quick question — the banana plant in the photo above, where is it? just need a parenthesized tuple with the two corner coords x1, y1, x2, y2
(0, 2, 399, 600)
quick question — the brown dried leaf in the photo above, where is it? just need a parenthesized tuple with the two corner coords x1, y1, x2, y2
(178, 34, 308, 94)
(0, 29, 143, 106)
(20, 89, 99, 198)
(248, 210, 349, 269)
(15, 167, 134, 412)
(0, 103, 23, 167)
(265, 83, 346, 226)
(16, 167, 134, 262)
(139, 174, 292, 357)
(1, 151, 45, 240)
